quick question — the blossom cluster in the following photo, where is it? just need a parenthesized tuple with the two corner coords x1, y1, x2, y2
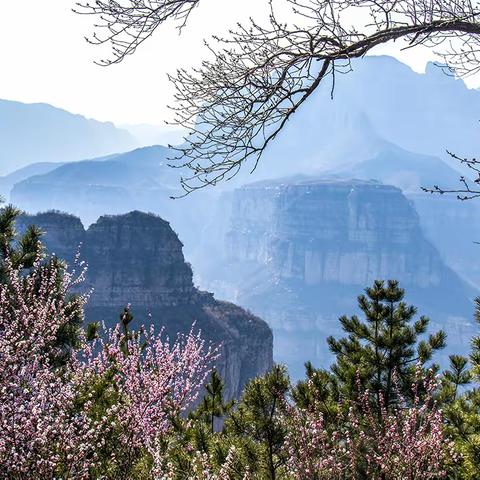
(0, 258, 214, 478)
(285, 378, 456, 480)
(162, 447, 253, 480)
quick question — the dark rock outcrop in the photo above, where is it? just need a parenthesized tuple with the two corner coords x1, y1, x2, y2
(83, 213, 195, 307)
(17, 211, 273, 400)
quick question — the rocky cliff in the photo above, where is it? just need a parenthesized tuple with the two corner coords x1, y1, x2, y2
(409, 192, 480, 289)
(221, 179, 477, 378)
(82, 213, 195, 307)
(17, 211, 273, 400)
(228, 179, 446, 288)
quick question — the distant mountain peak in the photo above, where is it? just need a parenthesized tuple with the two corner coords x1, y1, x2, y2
(0, 99, 138, 175)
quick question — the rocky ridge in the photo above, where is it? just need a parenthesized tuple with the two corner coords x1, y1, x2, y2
(17, 211, 273, 400)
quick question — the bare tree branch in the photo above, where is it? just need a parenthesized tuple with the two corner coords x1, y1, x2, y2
(79, 0, 480, 194)
(422, 150, 480, 200)
(74, 0, 200, 65)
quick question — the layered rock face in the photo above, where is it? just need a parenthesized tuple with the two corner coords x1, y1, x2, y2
(223, 179, 476, 379)
(228, 179, 445, 288)
(82, 213, 195, 307)
(409, 192, 480, 289)
(17, 211, 273, 400)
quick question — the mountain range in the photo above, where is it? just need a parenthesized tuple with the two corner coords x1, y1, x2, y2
(3, 57, 480, 278)
(0, 99, 140, 175)
(251, 56, 480, 177)
(3, 55, 480, 375)
(4, 56, 477, 193)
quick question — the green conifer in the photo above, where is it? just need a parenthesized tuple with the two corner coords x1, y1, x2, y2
(326, 280, 446, 411)
(442, 298, 480, 479)
(224, 364, 290, 480)
(0, 202, 43, 281)
(192, 370, 234, 433)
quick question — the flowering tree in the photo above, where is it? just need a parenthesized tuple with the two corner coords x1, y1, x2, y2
(162, 446, 253, 480)
(0, 257, 91, 478)
(74, 321, 216, 478)
(285, 376, 456, 480)
(0, 254, 214, 479)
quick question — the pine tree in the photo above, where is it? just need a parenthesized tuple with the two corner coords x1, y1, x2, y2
(166, 367, 291, 479)
(292, 361, 341, 424)
(191, 370, 234, 433)
(224, 364, 290, 480)
(0, 202, 43, 281)
(441, 355, 471, 404)
(441, 298, 480, 479)
(325, 280, 446, 411)
(466, 303, 480, 476)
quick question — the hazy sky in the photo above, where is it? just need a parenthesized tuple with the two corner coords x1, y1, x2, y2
(0, 0, 472, 126)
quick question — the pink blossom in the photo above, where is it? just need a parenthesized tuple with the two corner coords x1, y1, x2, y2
(0, 257, 214, 478)
(285, 376, 456, 480)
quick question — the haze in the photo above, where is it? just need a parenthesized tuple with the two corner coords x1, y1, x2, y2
(0, 0, 471, 126)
